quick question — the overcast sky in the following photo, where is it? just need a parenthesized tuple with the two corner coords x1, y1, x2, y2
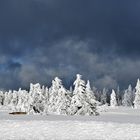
(0, 0, 140, 90)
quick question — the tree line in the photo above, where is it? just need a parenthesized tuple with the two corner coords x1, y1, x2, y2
(0, 74, 140, 116)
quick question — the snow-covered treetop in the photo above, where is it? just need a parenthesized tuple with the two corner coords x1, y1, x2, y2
(52, 77, 62, 89)
(29, 83, 42, 95)
(86, 80, 95, 96)
(110, 89, 117, 107)
(86, 80, 96, 102)
(30, 83, 40, 90)
(111, 90, 116, 96)
(134, 79, 140, 108)
(74, 74, 85, 88)
(86, 80, 91, 91)
(73, 74, 86, 95)
(128, 84, 132, 91)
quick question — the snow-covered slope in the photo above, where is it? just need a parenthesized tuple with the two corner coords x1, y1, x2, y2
(0, 107, 140, 140)
(1, 120, 140, 140)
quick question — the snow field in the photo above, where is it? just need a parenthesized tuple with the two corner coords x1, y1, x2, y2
(0, 107, 140, 140)
(0, 120, 140, 140)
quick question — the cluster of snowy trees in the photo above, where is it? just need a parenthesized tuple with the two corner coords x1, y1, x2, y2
(109, 79, 140, 108)
(0, 74, 99, 116)
(0, 74, 140, 116)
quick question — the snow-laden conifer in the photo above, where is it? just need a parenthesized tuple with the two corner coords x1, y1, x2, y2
(110, 89, 117, 107)
(101, 88, 107, 105)
(55, 86, 71, 115)
(4, 90, 12, 106)
(29, 83, 46, 114)
(10, 91, 18, 112)
(48, 77, 71, 115)
(122, 85, 133, 107)
(15, 89, 31, 113)
(70, 74, 99, 115)
(85, 80, 98, 115)
(134, 79, 140, 109)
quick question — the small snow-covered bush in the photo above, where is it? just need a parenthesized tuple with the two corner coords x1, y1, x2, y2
(97, 103, 109, 113)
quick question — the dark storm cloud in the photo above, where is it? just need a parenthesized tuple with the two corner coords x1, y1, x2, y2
(0, 0, 140, 90)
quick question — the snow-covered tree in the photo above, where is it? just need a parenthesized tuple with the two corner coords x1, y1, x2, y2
(132, 88, 135, 105)
(42, 87, 49, 114)
(110, 89, 117, 107)
(70, 74, 98, 116)
(48, 77, 63, 114)
(55, 86, 71, 115)
(116, 86, 122, 106)
(134, 79, 140, 109)
(93, 86, 100, 102)
(16, 89, 26, 112)
(85, 80, 98, 114)
(48, 77, 71, 115)
(4, 90, 12, 106)
(15, 89, 31, 113)
(122, 85, 133, 107)
(101, 88, 107, 105)
(10, 91, 18, 112)
(86, 80, 96, 99)
(29, 83, 47, 114)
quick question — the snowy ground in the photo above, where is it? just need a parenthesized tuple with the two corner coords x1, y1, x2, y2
(0, 106, 140, 140)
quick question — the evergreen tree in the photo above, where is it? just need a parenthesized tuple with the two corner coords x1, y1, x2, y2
(48, 77, 71, 115)
(132, 88, 135, 106)
(101, 88, 107, 105)
(70, 74, 98, 115)
(110, 89, 117, 107)
(85, 80, 98, 114)
(48, 77, 63, 113)
(116, 86, 122, 106)
(10, 91, 18, 112)
(16, 89, 31, 113)
(4, 90, 12, 106)
(42, 87, 49, 114)
(93, 86, 100, 102)
(29, 83, 46, 114)
(86, 80, 96, 100)
(134, 79, 140, 109)
(55, 86, 71, 115)
(122, 85, 133, 107)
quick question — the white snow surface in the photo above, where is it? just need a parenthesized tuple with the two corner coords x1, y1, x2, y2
(0, 106, 140, 140)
